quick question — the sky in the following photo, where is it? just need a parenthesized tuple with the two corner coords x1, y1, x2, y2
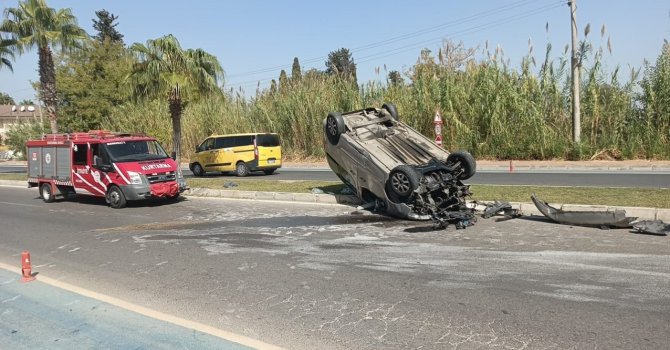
(0, 0, 669, 103)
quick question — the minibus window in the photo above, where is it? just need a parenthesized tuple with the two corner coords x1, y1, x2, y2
(233, 136, 253, 147)
(199, 138, 214, 152)
(256, 134, 280, 147)
(214, 137, 227, 149)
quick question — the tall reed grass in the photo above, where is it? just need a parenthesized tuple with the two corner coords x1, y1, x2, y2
(102, 40, 670, 161)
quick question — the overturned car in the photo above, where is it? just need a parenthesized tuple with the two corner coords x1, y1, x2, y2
(323, 103, 477, 228)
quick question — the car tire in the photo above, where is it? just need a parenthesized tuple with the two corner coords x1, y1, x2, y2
(387, 165, 420, 201)
(236, 162, 250, 177)
(325, 112, 345, 145)
(192, 163, 205, 177)
(447, 151, 477, 180)
(382, 103, 399, 121)
(40, 183, 55, 203)
(107, 185, 127, 209)
(263, 169, 276, 175)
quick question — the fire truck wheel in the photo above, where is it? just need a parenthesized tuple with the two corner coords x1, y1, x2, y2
(40, 183, 55, 203)
(107, 186, 127, 209)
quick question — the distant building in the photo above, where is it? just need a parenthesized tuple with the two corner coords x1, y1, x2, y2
(0, 104, 41, 143)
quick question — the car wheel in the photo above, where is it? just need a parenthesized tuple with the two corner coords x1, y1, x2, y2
(192, 163, 205, 177)
(446, 151, 477, 180)
(263, 169, 276, 175)
(382, 103, 399, 120)
(40, 183, 55, 203)
(107, 185, 127, 209)
(387, 165, 420, 200)
(325, 112, 345, 145)
(236, 162, 250, 177)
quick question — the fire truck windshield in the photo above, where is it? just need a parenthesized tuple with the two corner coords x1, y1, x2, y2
(103, 140, 169, 162)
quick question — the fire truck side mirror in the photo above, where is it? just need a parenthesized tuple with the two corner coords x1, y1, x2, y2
(171, 151, 177, 160)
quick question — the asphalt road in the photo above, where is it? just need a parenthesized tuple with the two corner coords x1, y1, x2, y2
(1, 164, 670, 188)
(1, 185, 668, 349)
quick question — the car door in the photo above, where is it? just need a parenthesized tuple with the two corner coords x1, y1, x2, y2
(199, 138, 216, 170)
(216, 137, 235, 171)
(71, 143, 107, 197)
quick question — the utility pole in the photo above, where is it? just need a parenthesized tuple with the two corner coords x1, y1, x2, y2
(569, 0, 581, 143)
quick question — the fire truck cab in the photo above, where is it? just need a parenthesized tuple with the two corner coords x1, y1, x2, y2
(26, 130, 187, 208)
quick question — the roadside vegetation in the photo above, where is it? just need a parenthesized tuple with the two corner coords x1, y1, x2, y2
(1, 1, 669, 162)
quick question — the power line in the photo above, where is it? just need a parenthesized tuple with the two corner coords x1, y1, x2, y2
(225, 0, 560, 79)
(226, 1, 563, 90)
(355, 2, 564, 65)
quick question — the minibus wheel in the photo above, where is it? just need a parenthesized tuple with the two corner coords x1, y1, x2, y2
(236, 162, 250, 177)
(192, 163, 205, 177)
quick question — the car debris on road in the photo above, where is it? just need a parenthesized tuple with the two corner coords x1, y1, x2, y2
(476, 200, 522, 219)
(631, 220, 670, 236)
(531, 193, 638, 228)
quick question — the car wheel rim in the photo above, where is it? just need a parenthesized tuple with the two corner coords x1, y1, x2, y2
(392, 173, 410, 193)
(195, 165, 201, 175)
(327, 118, 337, 136)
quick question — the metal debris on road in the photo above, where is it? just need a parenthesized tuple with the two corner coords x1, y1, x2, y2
(477, 201, 522, 219)
(632, 220, 670, 236)
(531, 193, 637, 228)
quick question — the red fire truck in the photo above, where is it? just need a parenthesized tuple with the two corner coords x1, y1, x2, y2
(26, 130, 187, 208)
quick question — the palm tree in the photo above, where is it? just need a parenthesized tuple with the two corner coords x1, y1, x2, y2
(0, 39, 15, 72)
(1, 0, 87, 133)
(129, 34, 224, 164)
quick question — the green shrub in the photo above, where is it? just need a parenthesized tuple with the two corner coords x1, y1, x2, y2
(4, 122, 47, 159)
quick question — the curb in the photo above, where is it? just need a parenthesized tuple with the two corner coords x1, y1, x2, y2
(2, 180, 667, 221)
(185, 187, 362, 206)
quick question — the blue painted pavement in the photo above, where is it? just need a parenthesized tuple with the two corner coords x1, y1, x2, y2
(0, 269, 253, 350)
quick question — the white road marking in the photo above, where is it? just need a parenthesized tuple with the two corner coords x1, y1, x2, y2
(1, 295, 21, 303)
(0, 201, 39, 207)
